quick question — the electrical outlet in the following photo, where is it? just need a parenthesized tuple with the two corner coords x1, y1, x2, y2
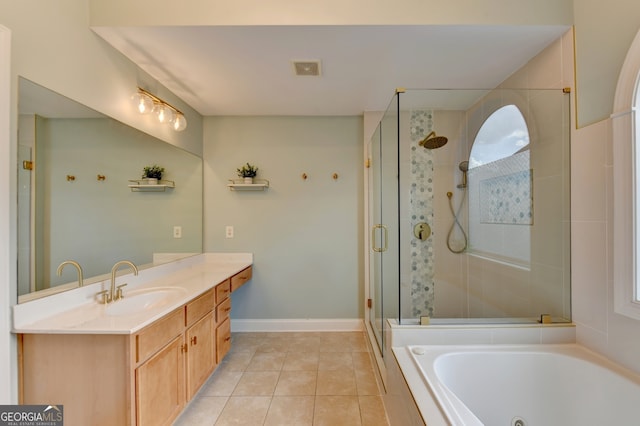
(225, 226, 234, 238)
(173, 226, 182, 238)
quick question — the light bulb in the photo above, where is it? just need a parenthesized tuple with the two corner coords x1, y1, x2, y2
(154, 104, 175, 124)
(173, 113, 187, 131)
(131, 91, 154, 114)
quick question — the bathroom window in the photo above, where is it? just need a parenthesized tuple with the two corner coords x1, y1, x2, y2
(613, 29, 640, 319)
(468, 105, 532, 263)
(469, 105, 530, 168)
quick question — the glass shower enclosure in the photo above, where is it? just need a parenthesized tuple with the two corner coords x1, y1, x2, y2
(367, 88, 571, 355)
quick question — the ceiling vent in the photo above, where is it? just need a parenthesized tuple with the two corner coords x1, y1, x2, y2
(292, 61, 321, 76)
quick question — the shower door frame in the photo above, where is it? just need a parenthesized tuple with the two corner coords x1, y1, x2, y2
(367, 94, 401, 359)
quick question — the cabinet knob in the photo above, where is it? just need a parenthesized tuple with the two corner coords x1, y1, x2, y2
(190, 336, 198, 345)
(181, 343, 188, 353)
(224, 336, 231, 342)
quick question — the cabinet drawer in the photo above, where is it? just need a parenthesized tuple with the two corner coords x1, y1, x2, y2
(230, 266, 252, 292)
(216, 297, 231, 324)
(136, 308, 184, 364)
(186, 288, 215, 327)
(215, 279, 231, 304)
(216, 317, 231, 363)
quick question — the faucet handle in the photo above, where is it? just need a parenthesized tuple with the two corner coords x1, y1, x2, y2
(96, 289, 111, 304)
(115, 283, 128, 301)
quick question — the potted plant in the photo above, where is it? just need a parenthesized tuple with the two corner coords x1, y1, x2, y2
(142, 164, 165, 185)
(236, 163, 258, 184)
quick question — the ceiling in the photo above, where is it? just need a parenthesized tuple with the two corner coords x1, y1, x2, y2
(92, 25, 569, 116)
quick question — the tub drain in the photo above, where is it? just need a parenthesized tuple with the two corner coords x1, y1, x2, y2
(512, 417, 526, 426)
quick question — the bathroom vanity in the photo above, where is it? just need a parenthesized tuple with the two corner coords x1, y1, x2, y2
(13, 254, 252, 426)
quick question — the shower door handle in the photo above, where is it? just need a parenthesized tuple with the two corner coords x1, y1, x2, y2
(371, 224, 388, 252)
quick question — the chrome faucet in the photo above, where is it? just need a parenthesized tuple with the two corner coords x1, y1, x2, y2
(107, 260, 138, 303)
(56, 260, 84, 287)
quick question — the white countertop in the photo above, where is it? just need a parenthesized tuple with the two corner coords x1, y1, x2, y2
(12, 253, 252, 335)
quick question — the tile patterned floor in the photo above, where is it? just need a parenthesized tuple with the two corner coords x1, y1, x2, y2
(174, 332, 389, 426)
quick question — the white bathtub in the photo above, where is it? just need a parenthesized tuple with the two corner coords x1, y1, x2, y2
(395, 344, 640, 426)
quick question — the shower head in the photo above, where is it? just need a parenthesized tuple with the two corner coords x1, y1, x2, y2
(419, 131, 448, 149)
(457, 160, 469, 189)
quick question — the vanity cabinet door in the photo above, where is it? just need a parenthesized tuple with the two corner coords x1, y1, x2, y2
(216, 317, 231, 363)
(136, 336, 185, 426)
(186, 311, 215, 399)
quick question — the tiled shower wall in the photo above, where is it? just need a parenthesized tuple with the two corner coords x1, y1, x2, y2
(407, 110, 435, 318)
(400, 108, 468, 321)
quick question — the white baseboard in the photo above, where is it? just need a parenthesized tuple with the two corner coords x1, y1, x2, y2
(231, 318, 364, 332)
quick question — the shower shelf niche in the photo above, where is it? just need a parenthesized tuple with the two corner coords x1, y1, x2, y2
(227, 179, 269, 191)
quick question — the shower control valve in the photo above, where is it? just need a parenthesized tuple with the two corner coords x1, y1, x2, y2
(414, 223, 431, 241)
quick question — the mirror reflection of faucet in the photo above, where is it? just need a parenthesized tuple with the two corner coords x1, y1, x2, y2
(56, 260, 83, 287)
(97, 260, 139, 304)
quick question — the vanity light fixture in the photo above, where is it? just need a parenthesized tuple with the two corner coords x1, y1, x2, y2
(131, 87, 188, 132)
(154, 103, 175, 124)
(131, 89, 154, 114)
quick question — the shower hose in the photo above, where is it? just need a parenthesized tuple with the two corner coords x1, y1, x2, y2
(446, 190, 468, 254)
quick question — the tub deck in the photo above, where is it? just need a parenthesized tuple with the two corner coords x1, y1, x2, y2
(393, 344, 640, 426)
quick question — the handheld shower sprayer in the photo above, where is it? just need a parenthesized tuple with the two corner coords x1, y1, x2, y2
(446, 160, 470, 253)
(457, 160, 469, 189)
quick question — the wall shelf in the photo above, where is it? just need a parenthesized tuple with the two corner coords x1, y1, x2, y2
(227, 179, 269, 191)
(128, 179, 175, 192)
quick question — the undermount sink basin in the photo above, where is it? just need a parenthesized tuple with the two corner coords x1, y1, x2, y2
(105, 286, 187, 317)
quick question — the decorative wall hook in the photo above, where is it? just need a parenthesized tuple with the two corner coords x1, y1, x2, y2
(66, 175, 76, 181)
(97, 175, 106, 181)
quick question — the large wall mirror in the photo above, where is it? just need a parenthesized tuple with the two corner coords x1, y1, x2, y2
(17, 77, 203, 302)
